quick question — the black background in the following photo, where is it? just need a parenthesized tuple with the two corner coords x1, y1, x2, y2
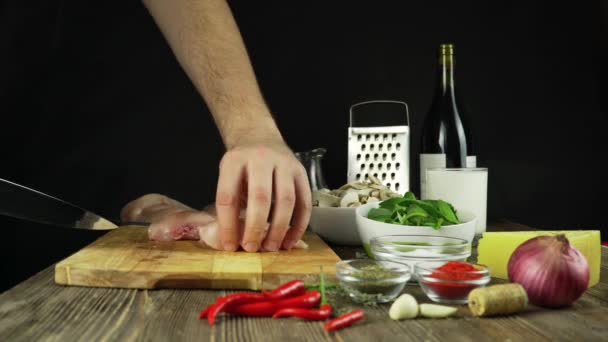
(1, 0, 606, 291)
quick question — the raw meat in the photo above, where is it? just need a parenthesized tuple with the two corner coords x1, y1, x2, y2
(121, 194, 308, 251)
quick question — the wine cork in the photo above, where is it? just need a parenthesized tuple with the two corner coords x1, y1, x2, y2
(468, 283, 528, 317)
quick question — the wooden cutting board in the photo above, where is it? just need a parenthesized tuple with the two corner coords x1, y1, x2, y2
(54, 226, 341, 290)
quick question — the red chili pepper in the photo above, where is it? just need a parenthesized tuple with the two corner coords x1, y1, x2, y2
(263, 280, 306, 301)
(198, 303, 214, 319)
(198, 296, 226, 319)
(226, 290, 321, 317)
(201, 291, 321, 320)
(275, 290, 320, 309)
(207, 292, 265, 325)
(324, 309, 364, 332)
(272, 304, 332, 320)
(226, 301, 278, 317)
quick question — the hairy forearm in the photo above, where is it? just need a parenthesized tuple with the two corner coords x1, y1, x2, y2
(143, 0, 282, 148)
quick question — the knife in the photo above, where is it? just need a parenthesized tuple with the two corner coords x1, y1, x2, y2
(0, 177, 147, 230)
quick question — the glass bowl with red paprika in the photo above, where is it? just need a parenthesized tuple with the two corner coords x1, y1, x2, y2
(415, 261, 490, 304)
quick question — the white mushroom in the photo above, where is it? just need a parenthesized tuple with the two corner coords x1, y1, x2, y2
(369, 175, 382, 185)
(312, 177, 401, 208)
(317, 192, 341, 207)
(348, 182, 369, 190)
(340, 191, 360, 208)
(357, 188, 373, 196)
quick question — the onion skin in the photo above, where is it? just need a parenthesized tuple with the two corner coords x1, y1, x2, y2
(507, 234, 589, 308)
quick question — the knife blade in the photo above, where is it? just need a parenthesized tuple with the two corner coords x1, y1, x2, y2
(0, 177, 142, 230)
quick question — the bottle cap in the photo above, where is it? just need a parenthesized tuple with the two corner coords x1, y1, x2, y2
(440, 44, 454, 55)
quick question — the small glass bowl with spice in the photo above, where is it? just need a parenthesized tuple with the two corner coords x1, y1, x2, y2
(415, 261, 491, 304)
(335, 259, 411, 304)
(370, 235, 471, 282)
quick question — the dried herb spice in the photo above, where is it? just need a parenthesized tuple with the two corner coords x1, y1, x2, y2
(354, 264, 401, 280)
(342, 264, 406, 304)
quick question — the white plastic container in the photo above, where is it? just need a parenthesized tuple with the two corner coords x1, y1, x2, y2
(424, 168, 488, 235)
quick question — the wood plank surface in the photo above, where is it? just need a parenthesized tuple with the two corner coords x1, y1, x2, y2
(1, 222, 607, 342)
(54, 227, 340, 290)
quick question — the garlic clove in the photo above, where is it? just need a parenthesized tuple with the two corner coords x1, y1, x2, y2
(419, 304, 458, 318)
(389, 294, 419, 320)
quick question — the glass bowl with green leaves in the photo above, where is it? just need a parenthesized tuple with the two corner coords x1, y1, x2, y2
(355, 192, 476, 256)
(335, 259, 411, 303)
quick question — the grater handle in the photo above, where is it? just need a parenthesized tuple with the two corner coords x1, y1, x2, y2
(349, 100, 410, 128)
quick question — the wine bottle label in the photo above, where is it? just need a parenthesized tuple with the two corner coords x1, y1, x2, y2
(467, 156, 477, 168)
(420, 153, 446, 199)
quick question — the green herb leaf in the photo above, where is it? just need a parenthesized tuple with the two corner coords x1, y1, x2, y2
(320, 265, 327, 305)
(379, 197, 405, 210)
(432, 217, 444, 230)
(304, 283, 337, 291)
(403, 192, 416, 201)
(404, 204, 429, 221)
(366, 191, 461, 229)
(367, 208, 392, 221)
(396, 211, 406, 224)
(422, 218, 438, 227)
(436, 200, 460, 224)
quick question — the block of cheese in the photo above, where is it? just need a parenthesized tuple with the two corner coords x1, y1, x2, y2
(477, 230, 601, 287)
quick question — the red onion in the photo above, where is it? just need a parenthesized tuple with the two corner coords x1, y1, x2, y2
(507, 234, 589, 308)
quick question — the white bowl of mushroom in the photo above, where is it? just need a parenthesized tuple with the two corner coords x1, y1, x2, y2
(309, 176, 401, 246)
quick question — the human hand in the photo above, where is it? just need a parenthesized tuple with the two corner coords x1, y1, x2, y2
(216, 140, 312, 252)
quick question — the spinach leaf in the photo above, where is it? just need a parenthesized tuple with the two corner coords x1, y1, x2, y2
(365, 192, 460, 229)
(436, 200, 459, 224)
(379, 197, 405, 210)
(404, 205, 428, 221)
(403, 192, 416, 201)
(367, 208, 392, 221)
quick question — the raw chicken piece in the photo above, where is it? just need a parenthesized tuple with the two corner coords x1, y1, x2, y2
(121, 194, 308, 251)
(120, 193, 195, 223)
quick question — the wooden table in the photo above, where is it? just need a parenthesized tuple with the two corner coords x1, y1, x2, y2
(1, 223, 607, 341)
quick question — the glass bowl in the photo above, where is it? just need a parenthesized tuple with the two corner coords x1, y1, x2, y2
(335, 259, 411, 303)
(415, 261, 491, 304)
(370, 235, 471, 281)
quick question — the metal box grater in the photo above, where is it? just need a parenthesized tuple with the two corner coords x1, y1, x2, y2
(347, 100, 410, 194)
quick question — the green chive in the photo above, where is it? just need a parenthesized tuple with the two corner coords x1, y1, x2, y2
(320, 265, 327, 305)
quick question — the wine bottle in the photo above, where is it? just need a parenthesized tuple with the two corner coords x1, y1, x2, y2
(420, 44, 476, 198)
